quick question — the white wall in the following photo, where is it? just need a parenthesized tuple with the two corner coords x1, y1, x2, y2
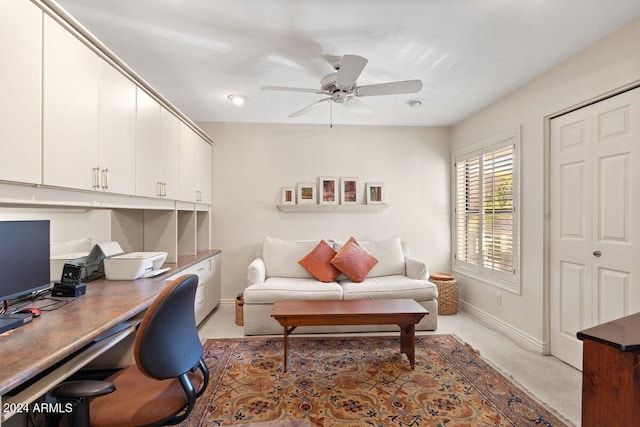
(198, 122, 451, 300)
(451, 19, 640, 349)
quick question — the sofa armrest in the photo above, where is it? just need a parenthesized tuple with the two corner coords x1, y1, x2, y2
(405, 256, 429, 280)
(247, 258, 266, 285)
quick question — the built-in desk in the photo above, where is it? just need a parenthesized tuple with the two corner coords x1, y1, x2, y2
(577, 312, 640, 427)
(0, 250, 220, 425)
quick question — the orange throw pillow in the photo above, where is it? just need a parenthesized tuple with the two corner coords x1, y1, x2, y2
(298, 240, 340, 282)
(330, 237, 378, 283)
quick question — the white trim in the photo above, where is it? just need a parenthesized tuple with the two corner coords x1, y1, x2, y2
(451, 127, 522, 294)
(459, 299, 548, 354)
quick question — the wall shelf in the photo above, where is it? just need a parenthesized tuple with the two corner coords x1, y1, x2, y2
(277, 204, 389, 213)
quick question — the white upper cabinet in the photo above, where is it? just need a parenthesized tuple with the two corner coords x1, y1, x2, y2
(98, 60, 136, 194)
(135, 88, 162, 198)
(179, 122, 198, 202)
(160, 108, 181, 200)
(43, 15, 100, 191)
(197, 137, 212, 204)
(135, 91, 181, 200)
(0, 0, 42, 184)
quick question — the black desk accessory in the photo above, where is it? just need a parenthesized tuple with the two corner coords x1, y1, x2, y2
(52, 263, 87, 297)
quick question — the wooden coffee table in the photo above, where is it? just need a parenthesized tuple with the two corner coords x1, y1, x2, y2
(270, 299, 428, 372)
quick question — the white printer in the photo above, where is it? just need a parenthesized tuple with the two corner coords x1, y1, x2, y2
(101, 242, 169, 280)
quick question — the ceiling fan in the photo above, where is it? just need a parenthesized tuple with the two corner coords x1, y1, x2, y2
(263, 54, 423, 118)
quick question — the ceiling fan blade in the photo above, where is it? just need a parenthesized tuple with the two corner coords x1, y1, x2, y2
(341, 97, 374, 116)
(335, 55, 368, 90)
(355, 79, 423, 97)
(288, 98, 332, 118)
(263, 86, 325, 94)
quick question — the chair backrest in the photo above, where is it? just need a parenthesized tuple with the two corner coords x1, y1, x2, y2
(134, 274, 202, 380)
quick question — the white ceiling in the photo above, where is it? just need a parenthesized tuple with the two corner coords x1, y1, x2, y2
(54, 0, 640, 126)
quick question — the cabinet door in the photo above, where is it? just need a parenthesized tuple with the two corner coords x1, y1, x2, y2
(206, 254, 221, 312)
(197, 137, 212, 204)
(0, 0, 42, 184)
(43, 16, 99, 190)
(98, 60, 136, 195)
(135, 88, 162, 198)
(160, 108, 180, 200)
(179, 122, 197, 202)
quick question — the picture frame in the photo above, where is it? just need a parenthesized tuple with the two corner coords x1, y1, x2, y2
(340, 177, 360, 204)
(281, 187, 295, 205)
(365, 182, 385, 204)
(297, 182, 316, 204)
(318, 177, 339, 205)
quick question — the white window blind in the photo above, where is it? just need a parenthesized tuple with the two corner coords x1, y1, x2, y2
(454, 134, 519, 291)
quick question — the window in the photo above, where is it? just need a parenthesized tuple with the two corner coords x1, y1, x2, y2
(453, 132, 520, 292)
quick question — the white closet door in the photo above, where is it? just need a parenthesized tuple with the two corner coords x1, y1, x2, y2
(550, 88, 640, 369)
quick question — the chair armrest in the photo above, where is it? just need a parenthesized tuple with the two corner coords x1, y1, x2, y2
(50, 380, 115, 398)
(405, 256, 429, 280)
(247, 258, 266, 285)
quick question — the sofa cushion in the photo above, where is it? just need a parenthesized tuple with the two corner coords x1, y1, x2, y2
(330, 237, 378, 283)
(335, 236, 405, 278)
(263, 237, 323, 279)
(340, 275, 438, 301)
(243, 278, 343, 304)
(298, 240, 340, 282)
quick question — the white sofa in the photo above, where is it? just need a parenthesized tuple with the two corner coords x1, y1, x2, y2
(243, 237, 438, 335)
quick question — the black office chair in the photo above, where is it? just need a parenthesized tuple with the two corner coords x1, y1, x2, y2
(48, 274, 209, 426)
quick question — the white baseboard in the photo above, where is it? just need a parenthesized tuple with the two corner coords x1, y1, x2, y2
(219, 298, 236, 306)
(459, 299, 547, 354)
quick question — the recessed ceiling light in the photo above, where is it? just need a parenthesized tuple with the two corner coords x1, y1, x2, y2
(406, 99, 423, 108)
(228, 94, 245, 105)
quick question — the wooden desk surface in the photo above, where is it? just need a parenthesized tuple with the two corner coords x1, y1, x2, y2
(0, 250, 220, 396)
(577, 312, 640, 352)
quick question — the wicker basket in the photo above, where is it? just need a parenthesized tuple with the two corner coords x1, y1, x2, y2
(429, 273, 458, 315)
(235, 293, 244, 326)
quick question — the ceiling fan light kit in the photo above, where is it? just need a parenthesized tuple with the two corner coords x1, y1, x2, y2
(263, 54, 423, 120)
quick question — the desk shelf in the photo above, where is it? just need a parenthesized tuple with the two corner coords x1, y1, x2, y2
(277, 204, 389, 213)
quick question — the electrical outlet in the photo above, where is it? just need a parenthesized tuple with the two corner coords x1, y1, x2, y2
(496, 292, 503, 305)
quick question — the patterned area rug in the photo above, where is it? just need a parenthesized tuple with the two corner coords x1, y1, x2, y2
(182, 335, 567, 427)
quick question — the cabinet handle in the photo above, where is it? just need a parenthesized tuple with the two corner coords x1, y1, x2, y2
(92, 167, 100, 189)
(102, 168, 109, 190)
(593, 250, 602, 257)
(157, 182, 162, 197)
(162, 182, 167, 197)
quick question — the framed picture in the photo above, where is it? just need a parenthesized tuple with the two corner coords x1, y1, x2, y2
(365, 182, 385, 204)
(340, 177, 360, 204)
(297, 182, 316, 204)
(281, 187, 295, 205)
(318, 177, 338, 205)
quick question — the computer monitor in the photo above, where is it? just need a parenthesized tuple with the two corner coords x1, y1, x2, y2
(0, 220, 51, 303)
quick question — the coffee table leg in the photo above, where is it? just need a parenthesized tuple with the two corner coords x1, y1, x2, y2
(400, 324, 416, 369)
(283, 326, 288, 372)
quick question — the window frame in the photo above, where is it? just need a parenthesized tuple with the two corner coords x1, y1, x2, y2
(451, 129, 521, 294)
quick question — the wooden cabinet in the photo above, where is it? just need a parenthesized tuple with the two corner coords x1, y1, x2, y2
(577, 313, 640, 427)
(43, 15, 99, 191)
(168, 252, 220, 325)
(179, 122, 198, 202)
(0, 0, 42, 185)
(43, 17, 136, 194)
(98, 60, 136, 194)
(135, 91, 181, 200)
(197, 137, 212, 204)
(135, 88, 162, 198)
(160, 108, 181, 200)
(179, 124, 212, 204)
